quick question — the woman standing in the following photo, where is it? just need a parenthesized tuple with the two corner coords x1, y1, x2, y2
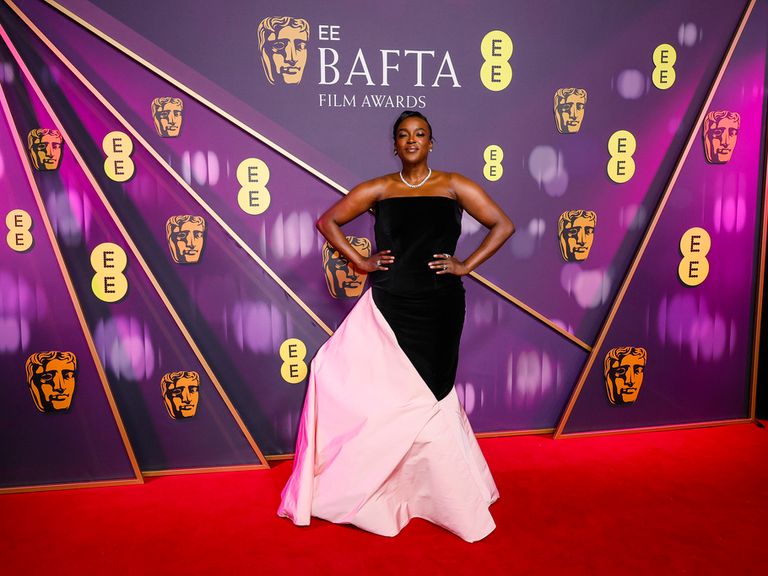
(278, 111, 514, 542)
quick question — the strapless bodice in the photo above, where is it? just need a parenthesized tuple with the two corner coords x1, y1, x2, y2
(370, 196, 463, 294)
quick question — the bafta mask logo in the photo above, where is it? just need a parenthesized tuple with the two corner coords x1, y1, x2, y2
(166, 215, 206, 264)
(554, 88, 587, 134)
(25, 351, 77, 413)
(322, 236, 372, 299)
(604, 347, 647, 406)
(257, 16, 310, 85)
(161, 371, 200, 419)
(703, 110, 740, 164)
(152, 97, 184, 137)
(27, 129, 63, 171)
(558, 210, 596, 262)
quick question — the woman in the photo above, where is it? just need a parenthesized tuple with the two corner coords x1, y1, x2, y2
(278, 111, 514, 542)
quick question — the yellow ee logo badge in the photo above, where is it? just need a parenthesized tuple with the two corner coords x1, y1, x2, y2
(678, 227, 711, 286)
(90, 242, 128, 302)
(483, 145, 503, 182)
(607, 130, 636, 183)
(480, 30, 512, 91)
(652, 44, 676, 90)
(237, 158, 271, 215)
(102, 131, 135, 182)
(279, 338, 307, 384)
(6, 209, 33, 252)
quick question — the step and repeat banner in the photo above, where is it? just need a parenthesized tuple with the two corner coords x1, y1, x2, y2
(0, 0, 765, 490)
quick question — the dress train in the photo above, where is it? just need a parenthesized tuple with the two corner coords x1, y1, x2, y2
(277, 290, 498, 542)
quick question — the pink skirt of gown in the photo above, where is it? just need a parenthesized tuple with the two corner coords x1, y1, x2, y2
(277, 289, 498, 542)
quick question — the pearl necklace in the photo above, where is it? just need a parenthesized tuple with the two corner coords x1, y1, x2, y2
(399, 168, 432, 189)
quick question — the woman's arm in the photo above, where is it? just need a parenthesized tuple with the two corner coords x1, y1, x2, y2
(429, 173, 514, 275)
(316, 178, 395, 273)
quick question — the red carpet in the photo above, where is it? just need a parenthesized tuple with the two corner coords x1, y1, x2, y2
(1, 423, 766, 575)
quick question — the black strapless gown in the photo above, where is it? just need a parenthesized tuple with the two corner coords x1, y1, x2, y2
(370, 196, 465, 401)
(278, 194, 497, 542)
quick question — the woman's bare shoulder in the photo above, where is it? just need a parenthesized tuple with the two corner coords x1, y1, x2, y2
(444, 171, 484, 193)
(350, 173, 398, 198)
(424, 170, 475, 198)
(443, 171, 474, 184)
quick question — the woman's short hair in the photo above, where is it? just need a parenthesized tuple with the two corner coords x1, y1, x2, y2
(392, 111, 434, 142)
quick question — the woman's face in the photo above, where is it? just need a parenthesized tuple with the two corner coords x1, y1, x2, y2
(394, 117, 431, 163)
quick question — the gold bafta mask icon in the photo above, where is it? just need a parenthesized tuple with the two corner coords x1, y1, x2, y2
(604, 347, 647, 406)
(166, 215, 206, 264)
(161, 371, 200, 419)
(257, 16, 310, 85)
(558, 210, 596, 262)
(27, 129, 63, 171)
(554, 88, 587, 134)
(703, 110, 740, 164)
(322, 236, 372, 299)
(151, 97, 184, 137)
(25, 351, 77, 413)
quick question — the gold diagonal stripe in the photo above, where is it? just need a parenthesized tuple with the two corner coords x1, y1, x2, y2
(554, 0, 758, 438)
(13, 0, 582, 451)
(142, 464, 266, 477)
(0, 478, 143, 495)
(0, 52, 143, 487)
(475, 428, 555, 438)
(10, 0, 334, 336)
(749, 79, 768, 420)
(470, 272, 591, 351)
(31, 0, 591, 349)
(556, 419, 752, 440)
(0, 18, 271, 469)
(40, 0, 348, 195)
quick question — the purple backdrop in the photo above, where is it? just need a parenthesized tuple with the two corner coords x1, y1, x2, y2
(563, 0, 767, 433)
(0, 0, 764, 485)
(0, 64, 137, 487)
